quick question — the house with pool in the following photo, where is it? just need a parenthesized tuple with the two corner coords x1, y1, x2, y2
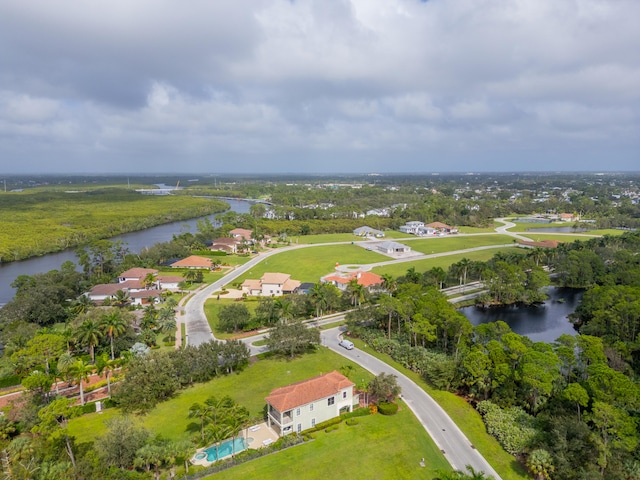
(265, 371, 358, 436)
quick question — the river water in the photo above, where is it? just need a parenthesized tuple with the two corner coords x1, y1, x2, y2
(460, 287, 584, 343)
(0, 198, 252, 304)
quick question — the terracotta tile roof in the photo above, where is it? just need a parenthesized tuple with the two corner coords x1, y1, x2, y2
(261, 272, 291, 285)
(242, 279, 262, 290)
(129, 289, 163, 299)
(266, 371, 354, 412)
(283, 279, 301, 292)
(426, 221, 452, 229)
(89, 284, 123, 296)
(229, 228, 253, 240)
(170, 256, 213, 268)
(322, 271, 383, 287)
(118, 268, 158, 280)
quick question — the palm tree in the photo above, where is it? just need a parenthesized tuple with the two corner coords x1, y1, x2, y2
(70, 295, 94, 317)
(112, 289, 131, 308)
(142, 273, 157, 289)
(68, 358, 93, 405)
(226, 405, 249, 458)
(96, 353, 118, 398)
(310, 284, 328, 318)
(458, 257, 471, 293)
(75, 319, 103, 363)
(274, 298, 293, 323)
(100, 310, 128, 360)
(381, 274, 397, 294)
(203, 423, 232, 462)
(183, 269, 197, 285)
(156, 307, 177, 340)
(188, 402, 210, 442)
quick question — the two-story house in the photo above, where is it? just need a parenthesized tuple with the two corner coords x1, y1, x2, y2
(241, 272, 301, 297)
(265, 371, 358, 436)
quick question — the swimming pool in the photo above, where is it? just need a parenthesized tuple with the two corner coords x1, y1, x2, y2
(204, 437, 248, 462)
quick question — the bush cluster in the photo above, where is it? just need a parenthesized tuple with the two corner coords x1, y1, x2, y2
(377, 402, 399, 415)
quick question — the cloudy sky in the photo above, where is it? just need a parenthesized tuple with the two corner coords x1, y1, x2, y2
(1, 0, 638, 174)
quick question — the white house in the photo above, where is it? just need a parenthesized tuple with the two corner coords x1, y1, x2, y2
(353, 226, 385, 237)
(117, 268, 158, 284)
(377, 241, 411, 255)
(265, 371, 358, 436)
(399, 221, 424, 234)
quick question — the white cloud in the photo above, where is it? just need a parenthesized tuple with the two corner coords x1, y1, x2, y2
(0, 0, 638, 173)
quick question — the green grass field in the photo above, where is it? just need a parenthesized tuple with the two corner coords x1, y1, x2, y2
(212, 400, 450, 480)
(372, 247, 522, 278)
(403, 234, 515, 254)
(229, 245, 388, 286)
(203, 297, 260, 339)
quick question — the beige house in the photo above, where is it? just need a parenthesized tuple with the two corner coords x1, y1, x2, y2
(266, 371, 358, 436)
(241, 272, 301, 296)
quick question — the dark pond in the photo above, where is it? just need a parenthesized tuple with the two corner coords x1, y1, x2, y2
(460, 287, 584, 343)
(0, 198, 252, 304)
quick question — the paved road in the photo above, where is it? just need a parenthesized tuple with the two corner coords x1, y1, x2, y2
(321, 327, 502, 479)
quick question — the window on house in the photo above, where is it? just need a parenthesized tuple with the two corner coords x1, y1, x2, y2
(296, 408, 300, 416)
(328, 397, 335, 406)
(343, 391, 347, 399)
(311, 418, 316, 427)
(297, 423, 302, 433)
(309, 403, 314, 412)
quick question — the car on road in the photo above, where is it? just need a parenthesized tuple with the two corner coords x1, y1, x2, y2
(339, 339, 354, 350)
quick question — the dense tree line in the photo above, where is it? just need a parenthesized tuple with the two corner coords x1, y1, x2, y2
(346, 234, 640, 479)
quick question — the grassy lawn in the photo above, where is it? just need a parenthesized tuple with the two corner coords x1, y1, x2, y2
(211, 399, 450, 480)
(228, 245, 389, 286)
(372, 247, 522, 278)
(457, 226, 498, 234)
(346, 338, 529, 480)
(68, 348, 375, 445)
(204, 297, 261, 339)
(404, 234, 515, 255)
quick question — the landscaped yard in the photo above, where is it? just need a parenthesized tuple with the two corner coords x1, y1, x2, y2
(68, 348, 374, 444)
(204, 297, 260, 339)
(211, 399, 450, 480)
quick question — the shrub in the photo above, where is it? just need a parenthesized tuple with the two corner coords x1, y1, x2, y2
(369, 405, 378, 415)
(341, 407, 370, 419)
(0, 374, 21, 389)
(346, 418, 359, 426)
(377, 402, 399, 415)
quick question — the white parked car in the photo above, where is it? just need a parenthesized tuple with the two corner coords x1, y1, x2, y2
(339, 339, 354, 350)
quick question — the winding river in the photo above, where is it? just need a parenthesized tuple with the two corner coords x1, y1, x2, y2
(0, 199, 251, 304)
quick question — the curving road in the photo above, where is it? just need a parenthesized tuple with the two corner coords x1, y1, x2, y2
(321, 326, 502, 479)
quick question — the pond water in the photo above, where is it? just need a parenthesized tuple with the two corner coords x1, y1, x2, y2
(0, 198, 252, 304)
(460, 287, 584, 343)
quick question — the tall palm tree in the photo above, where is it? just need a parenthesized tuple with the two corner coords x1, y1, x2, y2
(142, 273, 157, 289)
(112, 289, 131, 308)
(96, 353, 118, 397)
(381, 274, 397, 294)
(310, 284, 328, 318)
(100, 310, 128, 360)
(188, 402, 210, 443)
(274, 298, 293, 324)
(68, 358, 93, 405)
(156, 307, 176, 338)
(75, 319, 103, 364)
(70, 295, 94, 317)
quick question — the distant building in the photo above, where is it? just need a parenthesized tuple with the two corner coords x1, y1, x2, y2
(376, 241, 411, 255)
(353, 226, 385, 237)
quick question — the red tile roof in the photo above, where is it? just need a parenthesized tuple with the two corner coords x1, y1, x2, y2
(266, 371, 354, 412)
(322, 271, 383, 287)
(118, 268, 158, 280)
(170, 256, 213, 268)
(426, 221, 452, 229)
